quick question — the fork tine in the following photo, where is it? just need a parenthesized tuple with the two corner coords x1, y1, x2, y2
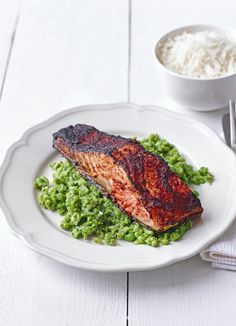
(229, 99, 236, 151)
(234, 100, 236, 151)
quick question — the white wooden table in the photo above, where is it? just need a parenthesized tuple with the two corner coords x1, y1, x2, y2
(1, 1, 236, 325)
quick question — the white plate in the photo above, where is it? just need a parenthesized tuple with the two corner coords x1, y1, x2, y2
(1, 103, 236, 272)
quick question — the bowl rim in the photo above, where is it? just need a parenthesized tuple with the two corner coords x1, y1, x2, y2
(154, 24, 236, 81)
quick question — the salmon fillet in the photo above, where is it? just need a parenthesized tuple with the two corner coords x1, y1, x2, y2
(53, 124, 203, 232)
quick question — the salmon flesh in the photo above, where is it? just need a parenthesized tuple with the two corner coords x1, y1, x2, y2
(53, 124, 203, 232)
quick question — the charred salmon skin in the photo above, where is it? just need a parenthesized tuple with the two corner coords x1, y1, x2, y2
(53, 124, 203, 232)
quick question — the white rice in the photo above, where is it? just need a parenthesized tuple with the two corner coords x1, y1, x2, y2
(157, 30, 236, 78)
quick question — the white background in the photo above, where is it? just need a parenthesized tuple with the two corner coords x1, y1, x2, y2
(0, 1, 236, 325)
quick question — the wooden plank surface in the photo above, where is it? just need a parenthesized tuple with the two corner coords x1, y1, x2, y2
(129, 1, 236, 325)
(0, 0, 21, 92)
(0, 0, 129, 154)
(0, 1, 128, 325)
(0, 241, 127, 326)
(129, 256, 236, 326)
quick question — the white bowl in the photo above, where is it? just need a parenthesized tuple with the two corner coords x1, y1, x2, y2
(154, 25, 236, 111)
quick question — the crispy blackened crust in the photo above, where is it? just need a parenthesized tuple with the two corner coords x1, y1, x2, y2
(53, 124, 203, 232)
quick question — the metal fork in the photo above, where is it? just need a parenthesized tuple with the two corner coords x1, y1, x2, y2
(229, 100, 236, 152)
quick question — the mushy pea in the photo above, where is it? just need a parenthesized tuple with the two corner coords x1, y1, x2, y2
(34, 134, 214, 247)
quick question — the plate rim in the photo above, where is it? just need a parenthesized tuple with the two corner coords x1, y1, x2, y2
(1, 102, 236, 272)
